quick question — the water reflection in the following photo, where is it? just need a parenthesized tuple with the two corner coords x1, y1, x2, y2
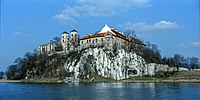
(88, 83, 157, 100)
(0, 82, 200, 100)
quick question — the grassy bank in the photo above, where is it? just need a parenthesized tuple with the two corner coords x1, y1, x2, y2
(1, 70, 200, 83)
(119, 70, 200, 83)
(0, 77, 64, 84)
(0, 79, 22, 83)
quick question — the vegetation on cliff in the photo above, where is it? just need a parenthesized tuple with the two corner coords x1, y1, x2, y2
(139, 42, 200, 71)
(5, 39, 200, 80)
(6, 50, 67, 80)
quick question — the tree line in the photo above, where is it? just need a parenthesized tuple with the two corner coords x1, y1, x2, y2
(123, 30, 200, 71)
(5, 37, 68, 80)
(140, 42, 200, 71)
(4, 31, 200, 80)
(6, 50, 38, 80)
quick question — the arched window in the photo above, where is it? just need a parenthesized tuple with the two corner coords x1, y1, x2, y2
(75, 34, 77, 38)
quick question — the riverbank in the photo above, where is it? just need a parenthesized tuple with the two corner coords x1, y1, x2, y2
(0, 77, 65, 83)
(0, 79, 22, 82)
(1, 78, 200, 83)
(1, 70, 200, 83)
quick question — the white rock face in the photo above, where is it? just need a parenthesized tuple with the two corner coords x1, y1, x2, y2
(147, 63, 177, 76)
(64, 48, 148, 80)
(64, 48, 176, 80)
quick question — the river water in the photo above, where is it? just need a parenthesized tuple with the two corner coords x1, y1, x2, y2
(0, 82, 200, 100)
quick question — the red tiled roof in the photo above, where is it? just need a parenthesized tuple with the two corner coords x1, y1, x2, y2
(79, 33, 105, 40)
(111, 29, 146, 46)
(79, 29, 146, 46)
(111, 29, 127, 40)
(129, 37, 146, 46)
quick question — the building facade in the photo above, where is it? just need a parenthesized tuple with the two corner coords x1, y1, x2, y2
(38, 42, 55, 55)
(38, 24, 146, 55)
(79, 24, 146, 50)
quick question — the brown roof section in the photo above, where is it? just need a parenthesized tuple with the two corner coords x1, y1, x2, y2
(79, 29, 146, 46)
(79, 33, 105, 40)
(111, 29, 127, 40)
(111, 29, 146, 46)
(130, 37, 146, 46)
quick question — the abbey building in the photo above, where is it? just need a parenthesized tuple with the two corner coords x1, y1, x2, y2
(38, 24, 146, 55)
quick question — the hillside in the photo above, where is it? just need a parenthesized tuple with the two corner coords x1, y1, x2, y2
(169, 70, 200, 80)
(5, 45, 200, 83)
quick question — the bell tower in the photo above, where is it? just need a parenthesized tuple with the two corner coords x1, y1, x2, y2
(70, 29, 78, 43)
(61, 31, 69, 52)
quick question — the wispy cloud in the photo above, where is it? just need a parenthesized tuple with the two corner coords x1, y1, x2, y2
(154, 21, 179, 29)
(53, 0, 149, 24)
(119, 20, 179, 32)
(52, 6, 80, 24)
(13, 32, 31, 37)
(177, 43, 187, 48)
(177, 41, 200, 48)
(13, 32, 22, 35)
(191, 42, 200, 47)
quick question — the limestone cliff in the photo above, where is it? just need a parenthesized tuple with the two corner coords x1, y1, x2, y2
(64, 48, 148, 80)
(23, 47, 175, 81)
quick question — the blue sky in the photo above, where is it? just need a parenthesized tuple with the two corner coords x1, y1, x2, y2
(1, 0, 199, 71)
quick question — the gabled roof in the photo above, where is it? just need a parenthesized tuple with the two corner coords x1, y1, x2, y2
(79, 24, 146, 46)
(62, 31, 68, 34)
(71, 29, 78, 32)
(99, 24, 111, 33)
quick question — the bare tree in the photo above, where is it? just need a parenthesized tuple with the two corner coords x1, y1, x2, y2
(52, 37, 61, 46)
(173, 54, 184, 71)
(189, 57, 199, 70)
(124, 30, 135, 37)
(0, 71, 4, 79)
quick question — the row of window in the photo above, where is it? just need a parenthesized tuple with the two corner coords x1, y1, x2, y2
(81, 38, 107, 44)
(62, 34, 77, 39)
(62, 37, 78, 42)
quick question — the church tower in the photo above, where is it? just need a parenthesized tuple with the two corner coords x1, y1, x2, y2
(70, 29, 78, 43)
(61, 31, 69, 52)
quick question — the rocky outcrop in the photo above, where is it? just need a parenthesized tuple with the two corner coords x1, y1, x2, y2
(64, 48, 178, 81)
(147, 63, 177, 76)
(64, 48, 148, 80)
